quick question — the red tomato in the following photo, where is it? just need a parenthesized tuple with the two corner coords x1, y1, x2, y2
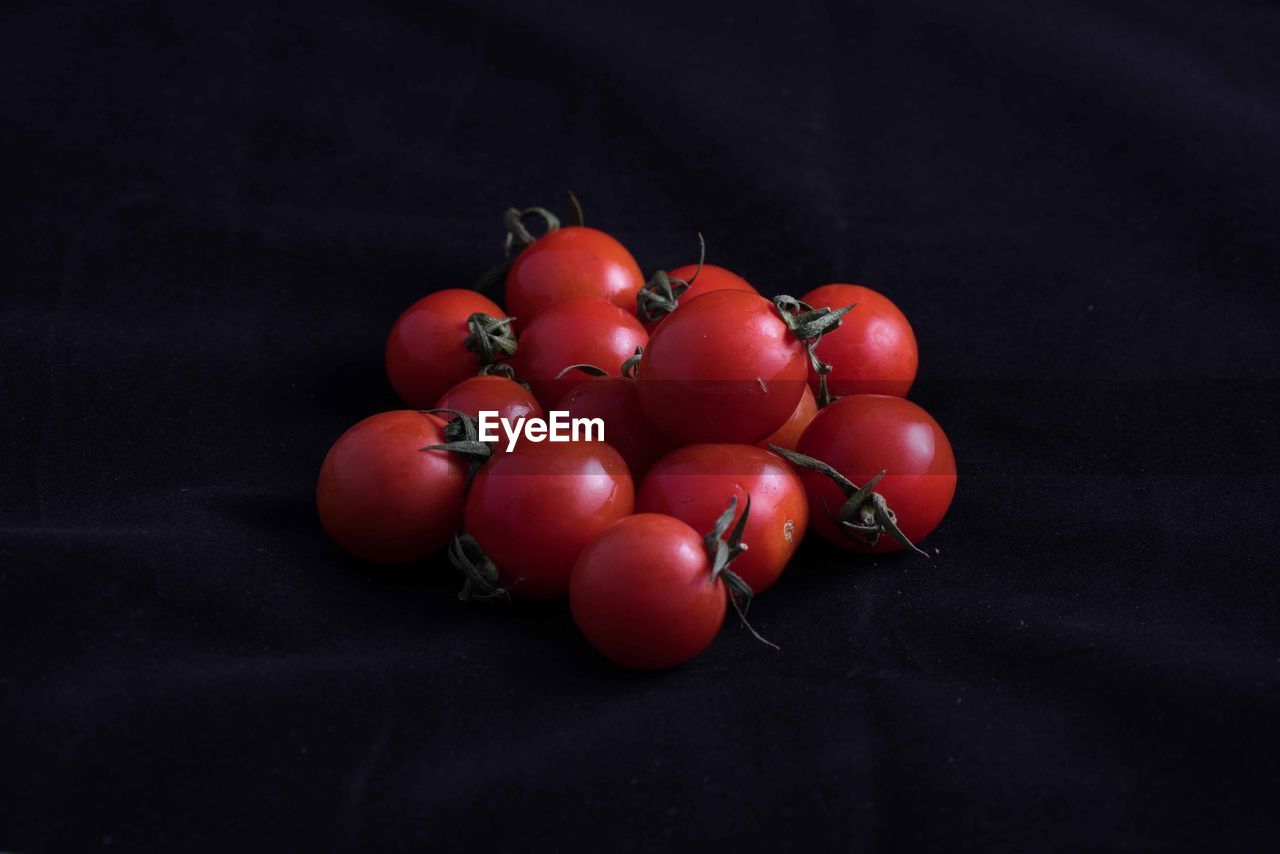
(555, 368, 673, 479)
(639, 263, 758, 332)
(637, 444, 808, 593)
(570, 513, 727, 669)
(434, 374, 544, 428)
(789, 395, 955, 553)
(512, 297, 649, 407)
(636, 290, 812, 445)
(385, 289, 512, 408)
(802, 284, 918, 398)
(464, 440, 634, 599)
(756, 384, 817, 452)
(506, 227, 644, 326)
(316, 411, 468, 563)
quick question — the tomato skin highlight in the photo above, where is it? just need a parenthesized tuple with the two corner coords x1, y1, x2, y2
(385, 289, 508, 409)
(570, 513, 727, 670)
(464, 440, 634, 599)
(636, 289, 808, 445)
(644, 263, 757, 332)
(756, 384, 818, 452)
(506, 226, 644, 326)
(795, 395, 956, 553)
(434, 375, 545, 436)
(316, 411, 467, 564)
(512, 296, 649, 408)
(801, 284, 918, 398)
(637, 444, 808, 593)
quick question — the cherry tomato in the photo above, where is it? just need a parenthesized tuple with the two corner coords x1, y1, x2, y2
(792, 395, 955, 553)
(316, 411, 468, 563)
(640, 264, 758, 332)
(506, 227, 644, 326)
(637, 444, 807, 593)
(570, 513, 727, 669)
(435, 374, 544, 432)
(385, 289, 511, 408)
(756, 384, 817, 452)
(802, 284, 918, 398)
(555, 365, 673, 479)
(464, 440, 634, 599)
(512, 296, 649, 408)
(636, 289, 810, 445)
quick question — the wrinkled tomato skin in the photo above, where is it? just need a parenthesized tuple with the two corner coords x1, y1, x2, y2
(645, 264, 757, 332)
(385, 289, 507, 409)
(802, 284, 918, 398)
(506, 226, 644, 326)
(637, 444, 808, 593)
(757, 385, 818, 452)
(636, 290, 808, 445)
(434, 375, 545, 440)
(317, 411, 467, 564)
(465, 440, 634, 599)
(796, 395, 956, 553)
(512, 297, 649, 408)
(555, 376, 672, 479)
(570, 514, 726, 669)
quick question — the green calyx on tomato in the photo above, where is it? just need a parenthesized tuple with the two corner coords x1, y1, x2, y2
(477, 361, 532, 391)
(463, 312, 518, 364)
(636, 233, 706, 324)
(705, 495, 779, 651)
(772, 295, 855, 408)
(768, 444, 928, 557)
(448, 533, 512, 602)
(419, 408, 494, 481)
(473, 192, 585, 294)
(554, 346, 644, 381)
(472, 205, 560, 294)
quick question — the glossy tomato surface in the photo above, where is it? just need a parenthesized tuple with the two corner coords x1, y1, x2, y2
(512, 296, 648, 407)
(506, 226, 644, 325)
(316, 411, 467, 563)
(637, 444, 808, 593)
(464, 440, 634, 599)
(636, 289, 808, 445)
(802, 284, 918, 398)
(756, 384, 818, 452)
(385, 289, 508, 408)
(643, 263, 757, 331)
(555, 375, 672, 478)
(435, 374, 544, 431)
(570, 513, 726, 669)
(795, 395, 956, 553)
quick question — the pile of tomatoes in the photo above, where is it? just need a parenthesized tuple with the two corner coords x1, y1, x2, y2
(317, 199, 957, 670)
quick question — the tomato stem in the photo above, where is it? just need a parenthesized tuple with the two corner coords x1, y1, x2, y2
(478, 361, 533, 391)
(767, 445, 928, 556)
(619, 347, 643, 379)
(566, 190, 585, 227)
(555, 363, 609, 379)
(420, 408, 493, 484)
(771, 296, 854, 408)
(554, 347, 644, 382)
(704, 496, 780, 650)
(448, 534, 513, 602)
(473, 203, 566, 294)
(636, 233, 706, 324)
(464, 312, 518, 366)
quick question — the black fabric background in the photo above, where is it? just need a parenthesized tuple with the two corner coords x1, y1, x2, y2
(3, 1, 1279, 851)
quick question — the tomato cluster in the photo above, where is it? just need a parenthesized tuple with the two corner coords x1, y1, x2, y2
(317, 197, 957, 670)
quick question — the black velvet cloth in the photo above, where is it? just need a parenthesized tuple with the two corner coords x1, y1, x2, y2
(3, 1, 1279, 850)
